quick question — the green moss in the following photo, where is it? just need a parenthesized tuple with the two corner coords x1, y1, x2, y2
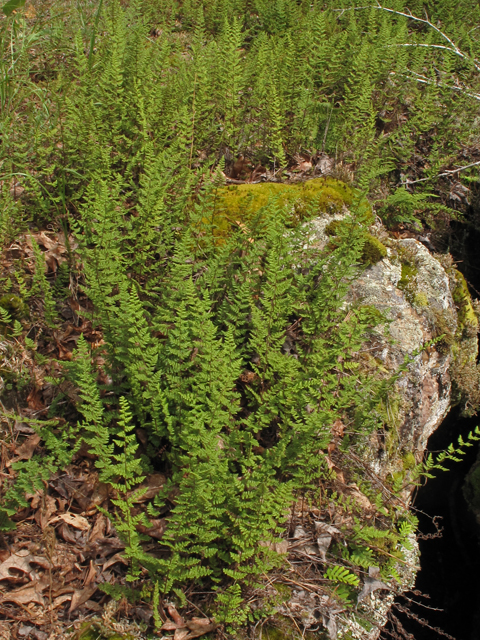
(210, 178, 364, 238)
(402, 452, 417, 470)
(325, 220, 386, 265)
(263, 616, 316, 640)
(362, 234, 387, 265)
(77, 626, 135, 640)
(272, 583, 292, 602)
(0, 294, 28, 320)
(414, 291, 429, 307)
(452, 269, 478, 332)
(325, 218, 343, 236)
(397, 262, 418, 293)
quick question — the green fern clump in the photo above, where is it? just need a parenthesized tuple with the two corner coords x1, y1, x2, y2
(56, 184, 411, 624)
(3, 0, 480, 631)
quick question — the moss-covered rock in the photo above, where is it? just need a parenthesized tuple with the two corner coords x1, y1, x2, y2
(209, 178, 361, 239)
(324, 219, 386, 265)
(0, 294, 28, 321)
(362, 234, 387, 265)
(451, 269, 478, 334)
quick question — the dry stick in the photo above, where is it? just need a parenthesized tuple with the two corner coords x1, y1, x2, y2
(279, 575, 327, 594)
(402, 160, 480, 186)
(185, 598, 210, 619)
(389, 70, 480, 102)
(334, 3, 480, 72)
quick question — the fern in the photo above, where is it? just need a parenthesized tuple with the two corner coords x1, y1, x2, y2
(101, 397, 150, 580)
(324, 565, 360, 587)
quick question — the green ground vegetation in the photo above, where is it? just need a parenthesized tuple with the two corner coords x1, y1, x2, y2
(1, 0, 480, 635)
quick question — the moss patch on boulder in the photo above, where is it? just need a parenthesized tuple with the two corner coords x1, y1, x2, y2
(451, 269, 478, 335)
(0, 294, 28, 320)
(210, 178, 361, 238)
(325, 219, 386, 266)
(362, 234, 387, 265)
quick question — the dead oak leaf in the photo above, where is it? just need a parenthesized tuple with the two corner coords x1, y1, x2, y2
(26, 387, 45, 413)
(130, 473, 166, 503)
(0, 581, 46, 606)
(57, 523, 78, 545)
(69, 584, 98, 613)
(168, 604, 185, 626)
(137, 518, 167, 540)
(14, 434, 41, 460)
(186, 618, 217, 638)
(357, 566, 390, 603)
(0, 550, 39, 581)
(88, 514, 106, 544)
(52, 593, 73, 609)
(49, 513, 90, 531)
(7, 433, 41, 470)
(161, 617, 216, 640)
(34, 494, 58, 530)
(102, 553, 128, 571)
(331, 419, 345, 439)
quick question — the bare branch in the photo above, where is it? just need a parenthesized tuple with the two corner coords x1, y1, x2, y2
(332, 3, 480, 72)
(389, 70, 480, 102)
(402, 160, 480, 186)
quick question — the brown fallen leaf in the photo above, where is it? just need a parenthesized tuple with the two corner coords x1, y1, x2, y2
(49, 512, 90, 531)
(345, 483, 376, 514)
(0, 550, 38, 581)
(84, 560, 97, 586)
(102, 553, 128, 571)
(35, 231, 56, 251)
(52, 593, 73, 609)
(73, 476, 109, 512)
(57, 523, 77, 544)
(14, 421, 35, 435)
(137, 518, 167, 540)
(26, 387, 45, 413)
(14, 434, 41, 459)
(69, 584, 98, 613)
(357, 566, 390, 603)
(0, 581, 46, 606)
(162, 617, 216, 640)
(88, 481, 110, 510)
(168, 604, 185, 626)
(51, 586, 75, 598)
(88, 514, 106, 544)
(34, 494, 57, 530)
(186, 618, 217, 638)
(130, 473, 166, 503)
(331, 419, 345, 439)
(86, 536, 125, 560)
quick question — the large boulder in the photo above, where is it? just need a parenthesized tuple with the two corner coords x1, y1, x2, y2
(306, 213, 478, 481)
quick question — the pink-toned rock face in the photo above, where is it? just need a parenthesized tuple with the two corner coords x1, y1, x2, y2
(348, 238, 455, 459)
(306, 217, 478, 481)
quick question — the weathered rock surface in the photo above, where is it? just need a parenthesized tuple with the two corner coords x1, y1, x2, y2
(295, 214, 479, 639)
(306, 214, 478, 476)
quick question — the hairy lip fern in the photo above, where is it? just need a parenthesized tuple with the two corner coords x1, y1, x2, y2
(0, 184, 421, 626)
(52, 184, 403, 622)
(4, 0, 480, 629)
